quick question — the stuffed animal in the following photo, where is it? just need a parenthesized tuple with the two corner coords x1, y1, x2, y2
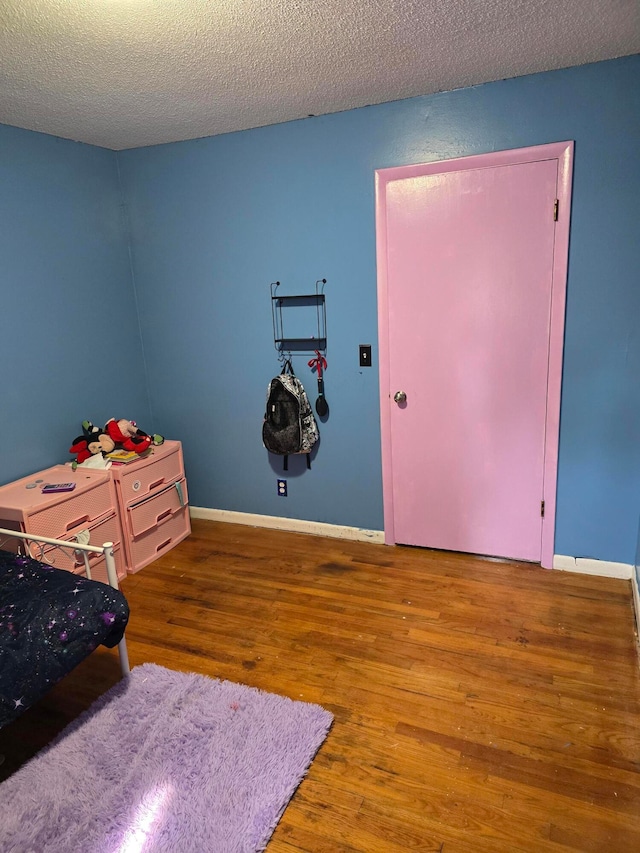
(69, 421, 116, 467)
(104, 418, 164, 454)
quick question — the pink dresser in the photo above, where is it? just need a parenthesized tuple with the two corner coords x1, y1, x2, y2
(108, 440, 190, 574)
(0, 440, 190, 580)
(0, 465, 126, 584)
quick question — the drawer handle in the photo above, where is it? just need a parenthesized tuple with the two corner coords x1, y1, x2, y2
(132, 508, 175, 538)
(66, 515, 91, 531)
(74, 551, 99, 565)
(156, 538, 172, 552)
(149, 477, 165, 490)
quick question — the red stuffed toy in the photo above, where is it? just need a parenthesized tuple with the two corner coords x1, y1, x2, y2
(69, 421, 115, 465)
(105, 419, 164, 454)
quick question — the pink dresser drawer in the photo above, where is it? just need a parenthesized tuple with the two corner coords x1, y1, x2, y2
(114, 443, 184, 509)
(128, 507, 190, 573)
(0, 466, 114, 533)
(127, 479, 188, 538)
(38, 512, 126, 582)
(126, 477, 190, 574)
(27, 479, 114, 539)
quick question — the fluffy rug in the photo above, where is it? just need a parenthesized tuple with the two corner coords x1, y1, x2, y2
(0, 663, 333, 852)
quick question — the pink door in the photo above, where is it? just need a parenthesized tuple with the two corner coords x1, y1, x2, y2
(376, 144, 573, 565)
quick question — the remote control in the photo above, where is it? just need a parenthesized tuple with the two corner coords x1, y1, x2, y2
(41, 482, 76, 493)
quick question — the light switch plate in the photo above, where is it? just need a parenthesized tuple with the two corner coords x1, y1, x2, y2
(359, 344, 372, 367)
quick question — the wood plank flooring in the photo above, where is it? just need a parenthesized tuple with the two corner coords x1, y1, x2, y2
(2, 518, 640, 851)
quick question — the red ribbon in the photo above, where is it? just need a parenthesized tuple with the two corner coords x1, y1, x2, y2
(308, 350, 327, 375)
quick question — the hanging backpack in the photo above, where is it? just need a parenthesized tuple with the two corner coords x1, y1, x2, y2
(262, 359, 319, 470)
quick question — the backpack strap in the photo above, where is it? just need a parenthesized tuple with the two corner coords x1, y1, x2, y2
(282, 358, 295, 376)
(283, 454, 310, 470)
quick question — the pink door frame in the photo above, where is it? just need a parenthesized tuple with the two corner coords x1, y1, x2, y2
(375, 141, 574, 568)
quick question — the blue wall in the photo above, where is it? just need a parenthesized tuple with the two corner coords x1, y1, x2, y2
(2, 55, 638, 564)
(0, 125, 151, 482)
(118, 55, 640, 564)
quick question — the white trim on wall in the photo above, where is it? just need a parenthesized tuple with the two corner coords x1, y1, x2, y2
(188, 512, 636, 580)
(632, 567, 640, 659)
(553, 554, 633, 580)
(190, 507, 385, 544)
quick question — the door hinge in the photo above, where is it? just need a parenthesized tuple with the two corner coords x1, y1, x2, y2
(553, 199, 559, 221)
(540, 500, 545, 518)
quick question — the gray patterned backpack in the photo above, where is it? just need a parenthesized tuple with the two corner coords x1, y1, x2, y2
(262, 359, 319, 470)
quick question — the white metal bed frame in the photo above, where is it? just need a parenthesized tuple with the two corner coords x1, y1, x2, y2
(0, 526, 130, 677)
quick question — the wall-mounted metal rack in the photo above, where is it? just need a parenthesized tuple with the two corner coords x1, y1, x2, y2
(271, 279, 327, 355)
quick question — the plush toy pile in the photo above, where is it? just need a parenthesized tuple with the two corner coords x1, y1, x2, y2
(69, 419, 164, 468)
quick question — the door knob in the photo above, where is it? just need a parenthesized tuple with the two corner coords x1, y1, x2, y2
(393, 391, 407, 404)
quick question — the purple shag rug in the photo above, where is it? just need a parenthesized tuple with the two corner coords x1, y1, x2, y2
(0, 663, 333, 852)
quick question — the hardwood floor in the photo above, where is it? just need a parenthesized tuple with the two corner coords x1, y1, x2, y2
(2, 518, 640, 851)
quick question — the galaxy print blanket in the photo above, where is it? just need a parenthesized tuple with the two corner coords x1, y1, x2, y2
(0, 549, 129, 729)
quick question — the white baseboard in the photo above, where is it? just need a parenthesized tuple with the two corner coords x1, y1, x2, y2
(632, 567, 640, 657)
(553, 554, 633, 580)
(187, 514, 635, 579)
(189, 507, 385, 544)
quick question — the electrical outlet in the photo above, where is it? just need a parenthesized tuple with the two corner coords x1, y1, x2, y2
(277, 479, 287, 497)
(359, 344, 372, 367)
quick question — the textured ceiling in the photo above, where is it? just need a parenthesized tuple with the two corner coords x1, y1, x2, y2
(0, 0, 638, 150)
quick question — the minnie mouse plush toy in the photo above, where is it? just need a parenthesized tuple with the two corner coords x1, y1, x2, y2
(104, 419, 164, 454)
